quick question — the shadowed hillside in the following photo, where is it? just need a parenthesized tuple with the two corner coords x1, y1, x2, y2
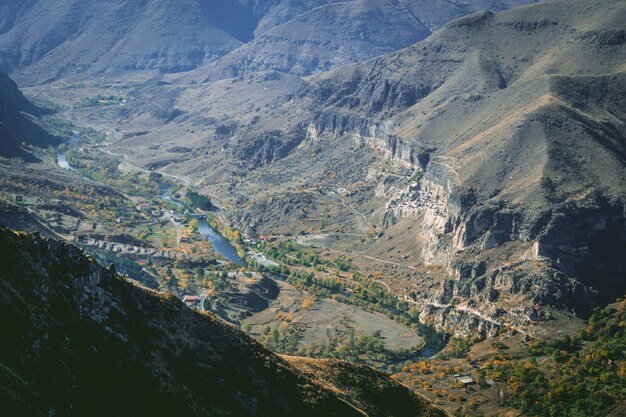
(0, 227, 448, 417)
(0, 71, 57, 158)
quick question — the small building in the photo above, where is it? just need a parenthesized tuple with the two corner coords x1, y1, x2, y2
(454, 374, 475, 386)
(48, 214, 62, 223)
(180, 236, 190, 243)
(15, 195, 23, 203)
(259, 235, 276, 242)
(136, 202, 151, 211)
(182, 295, 199, 306)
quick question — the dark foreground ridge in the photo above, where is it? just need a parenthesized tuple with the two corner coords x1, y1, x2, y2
(0, 227, 447, 417)
(0, 71, 57, 159)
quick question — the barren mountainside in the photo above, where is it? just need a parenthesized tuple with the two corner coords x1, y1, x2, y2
(187, 0, 543, 81)
(0, 0, 625, 415)
(0, 0, 257, 84)
(0, 0, 541, 85)
(223, 0, 626, 331)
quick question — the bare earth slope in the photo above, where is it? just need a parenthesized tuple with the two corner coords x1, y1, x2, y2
(187, 0, 543, 81)
(0, 0, 540, 85)
(0, 0, 257, 84)
(286, 356, 448, 417)
(0, 227, 446, 417)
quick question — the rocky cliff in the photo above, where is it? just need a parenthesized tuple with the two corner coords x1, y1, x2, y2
(227, 0, 626, 334)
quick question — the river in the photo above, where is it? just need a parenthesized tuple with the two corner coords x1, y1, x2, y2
(57, 130, 80, 171)
(58, 134, 242, 266)
(160, 187, 243, 265)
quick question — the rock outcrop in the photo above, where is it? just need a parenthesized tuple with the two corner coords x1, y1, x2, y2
(227, 0, 626, 335)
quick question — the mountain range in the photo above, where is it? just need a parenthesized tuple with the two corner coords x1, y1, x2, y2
(1, 0, 622, 333)
(0, 0, 541, 85)
(208, 0, 626, 325)
(0, 1, 625, 414)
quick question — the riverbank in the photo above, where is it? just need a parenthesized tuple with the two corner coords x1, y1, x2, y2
(56, 130, 79, 171)
(159, 186, 243, 265)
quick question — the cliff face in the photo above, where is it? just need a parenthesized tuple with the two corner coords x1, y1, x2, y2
(0, 227, 446, 417)
(228, 0, 626, 334)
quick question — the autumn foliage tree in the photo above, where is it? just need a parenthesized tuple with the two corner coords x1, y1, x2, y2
(302, 297, 314, 310)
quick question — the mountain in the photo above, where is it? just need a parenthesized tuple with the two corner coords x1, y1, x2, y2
(219, 0, 626, 330)
(0, 70, 56, 158)
(0, 227, 447, 417)
(0, 0, 258, 84)
(0, 0, 540, 85)
(191, 0, 432, 81)
(187, 0, 543, 81)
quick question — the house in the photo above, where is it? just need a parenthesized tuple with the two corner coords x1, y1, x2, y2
(453, 374, 475, 386)
(136, 202, 151, 211)
(180, 236, 190, 243)
(48, 214, 62, 223)
(259, 235, 276, 242)
(182, 295, 199, 306)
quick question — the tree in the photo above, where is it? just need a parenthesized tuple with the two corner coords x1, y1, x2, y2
(148, 172, 162, 183)
(185, 190, 213, 210)
(302, 297, 314, 310)
(189, 218, 199, 233)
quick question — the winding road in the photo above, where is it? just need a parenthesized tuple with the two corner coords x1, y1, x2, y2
(325, 248, 417, 270)
(99, 147, 194, 186)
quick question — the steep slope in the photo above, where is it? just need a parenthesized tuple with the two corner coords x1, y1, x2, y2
(0, 227, 447, 417)
(221, 0, 625, 331)
(286, 356, 446, 417)
(0, 71, 57, 158)
(0, 0, 38, 35)
(0, 0, 257, 84)
(1, 0, 541, 84)
(189, 0, 543, 81)
(193, 0, 431, 80)
(250, 0, 543, 37)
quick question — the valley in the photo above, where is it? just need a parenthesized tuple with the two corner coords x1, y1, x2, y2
(0, 99, 436, 372)
(0, 0, 624, 416)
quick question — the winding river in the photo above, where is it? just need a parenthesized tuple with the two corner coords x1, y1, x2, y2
(56, 130, 80, 171)
(160, 188, 243, 265)
(57, 133, 242, 265)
